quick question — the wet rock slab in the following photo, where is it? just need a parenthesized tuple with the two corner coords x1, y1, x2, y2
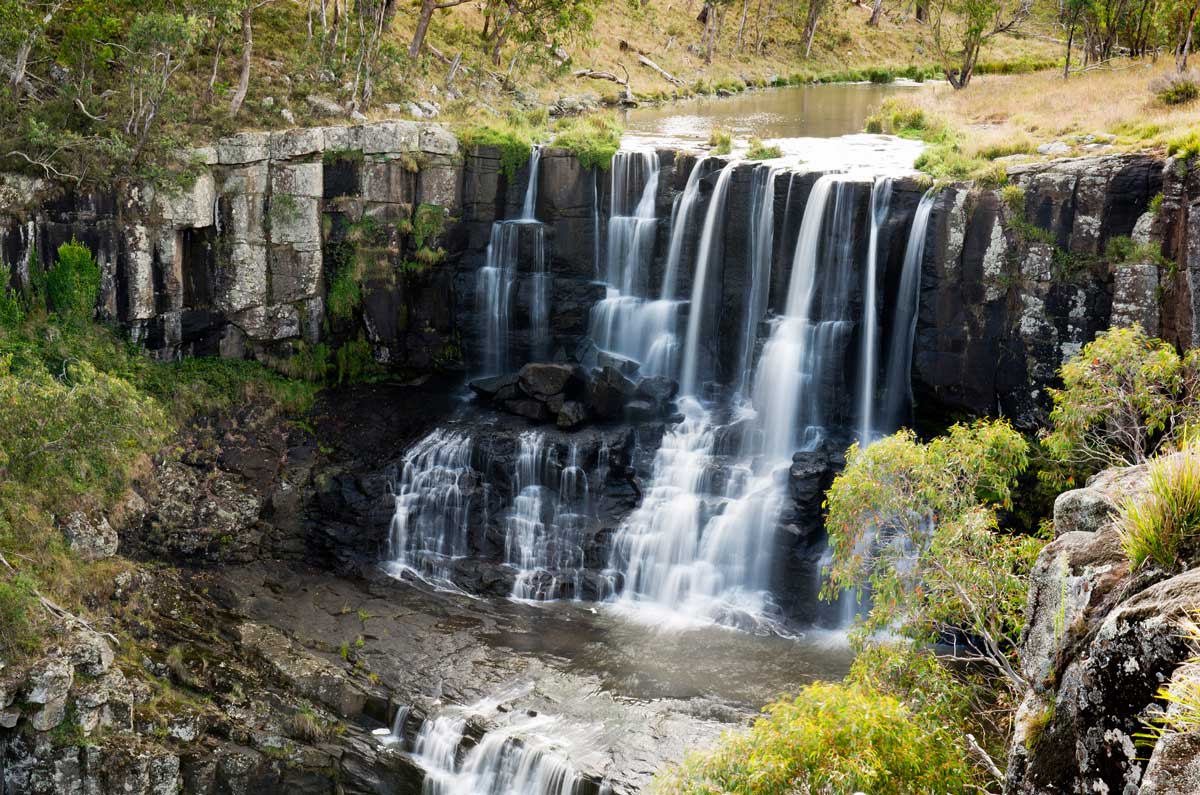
(210, 560, 852, 793)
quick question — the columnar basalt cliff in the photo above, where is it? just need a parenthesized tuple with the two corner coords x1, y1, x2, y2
(0, 128, 1187, 433)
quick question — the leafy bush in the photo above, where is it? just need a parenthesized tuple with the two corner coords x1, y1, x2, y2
(46, 239, 100, 319)
(0, 354, 167, 499)
(745, 138, 782, 160)
(0, 288, 23, 326)
(652, 682, 979, 795)
(707, 129, 732, 155)
(1118, 448, 1200, 570)
(0, 572, 39, 658)
(1153, 71, 1200, 106)
(825, 421, 1038, 690)
(551, 112, 622, 171)
(1042, 326, 1200, 478)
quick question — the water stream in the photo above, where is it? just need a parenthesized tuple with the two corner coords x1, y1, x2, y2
(380, 123, 932, 793)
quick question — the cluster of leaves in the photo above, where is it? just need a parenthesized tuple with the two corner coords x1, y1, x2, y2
(1041, 325, 1200, 482)
(824, 420, 1040, 692)
(745, 137, 782, 160)
(652, 679, 980, 795)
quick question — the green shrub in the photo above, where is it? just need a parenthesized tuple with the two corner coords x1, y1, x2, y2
(745, 137, 782, 160)
(1118, 448, 1200, 570)
(652, 682, 979, 795)
(1168, 131, 1200, 161)
(825, 421, 1038, 689)
(1153, 72, 1200, 106)
(0, 572, 38, 657)
(0, 354, 168, 499)
(1043, 326, 1200, 478)
(0, 288, 23, 326)
(708, 128, 732, 155)
(551, 112, 622, 171)
(46, 239, 100, 319)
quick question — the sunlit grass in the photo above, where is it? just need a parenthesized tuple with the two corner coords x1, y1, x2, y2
(1118, 448, 1200, 571)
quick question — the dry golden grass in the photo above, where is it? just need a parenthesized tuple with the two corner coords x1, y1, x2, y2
(912, 59, 1200, 156)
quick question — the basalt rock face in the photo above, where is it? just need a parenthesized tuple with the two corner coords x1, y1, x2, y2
(1006, 456, 1200, 795)
(913, 154, 1167, 430)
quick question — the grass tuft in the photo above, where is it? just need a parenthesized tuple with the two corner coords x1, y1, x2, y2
(1118, 448, 1200, 571)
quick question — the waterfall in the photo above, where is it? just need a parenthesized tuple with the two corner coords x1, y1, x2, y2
(387, 430, 475, 585)
(411, 705, 583, 795)
(587, 150, 681, 376)
(660, 158, 707, 301)
(751, 175, 856, 460)
(880, 190, 935, 432)
(679, 162, 736, 396)
(505, 434, 592, 601)
(607, 173, 866, 626)
(734, 164, 779, 399)
(476, 148, 548, 375)
(856, 177, 893, 442)
(521, 146, 542, 220)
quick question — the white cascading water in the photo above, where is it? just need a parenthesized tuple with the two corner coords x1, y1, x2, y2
(477, 147, 548, 375)
(659, 157, 708, 302)
(387, 430, 475, 584)
(607, 174, 862, 626)
(588, 150, 681, 376)
(410, 700, 584, 795)
(880, 190, 935, 433)
(505, 434, 593, 601)
(733, 164, 780, 399)
(678, 162, 737, 396)
(856, 177, 894, 443)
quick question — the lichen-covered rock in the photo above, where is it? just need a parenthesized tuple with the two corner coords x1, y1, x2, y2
(61, 511, 119, 561)
(235, 623, 367, 717)
(1006, 458, 1200, 795)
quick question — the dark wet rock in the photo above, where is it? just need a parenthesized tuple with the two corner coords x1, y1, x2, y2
(517, 362, 580, 398)
(557, 400, 588, 429)
(635, 375, 678, 403)
(470, 372, 519, 399)
(504, 398, 551, 422)
(588, 366, 637, 419)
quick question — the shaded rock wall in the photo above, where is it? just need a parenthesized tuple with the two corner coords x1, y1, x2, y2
(913, 154, 1166, 429)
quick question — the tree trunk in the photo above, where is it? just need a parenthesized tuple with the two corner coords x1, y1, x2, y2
(410, 0, 436, 58)
(1179, 3, 1199, 71)
(804, 1, 821, 57)
(229, 8, 253, 116)
(1063, 22, 1074, 77)
(704, 3, 715, 64)
(868, 0, 884, 26)
(737, 0, 750, 50)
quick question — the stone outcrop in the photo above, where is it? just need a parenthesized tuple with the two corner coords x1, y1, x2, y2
(1006, 455, 1200, 795)
(914, 154, 1166, 429)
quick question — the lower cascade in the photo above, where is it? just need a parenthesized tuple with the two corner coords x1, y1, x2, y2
(399, 691, 600, 795)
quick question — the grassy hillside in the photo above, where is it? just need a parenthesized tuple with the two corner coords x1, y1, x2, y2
(0, 0, 1061, 185)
